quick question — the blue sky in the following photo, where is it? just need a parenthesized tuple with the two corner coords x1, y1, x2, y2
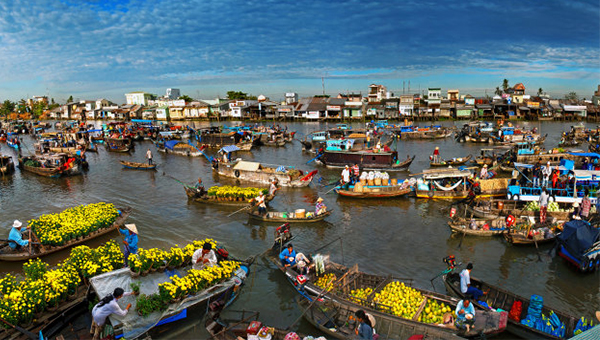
(0, 0, 598, 103)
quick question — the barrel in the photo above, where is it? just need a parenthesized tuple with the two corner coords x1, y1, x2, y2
(360, 179, 367, 186)
(391, 178, 398, 186)
(497, 201, 504, 210)
(374, 178, 382, 186)
(368, 179, 374, 186)
(295, 209, 306, 218)
(354, 182, 363, 192)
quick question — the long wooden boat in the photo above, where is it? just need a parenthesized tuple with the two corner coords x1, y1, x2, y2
(503, 226, 558, 245)
(556, 220, 600, 272)
(297, 297, 462, 340)
(430, 154, 472, 167)
(120, 160, 157, 170)
(0, 208, 131, 261)
(105, 142, 131, 152)
(443, 272, 580, 339)
(465, 200, 571, 220)
(268, 226, 507, 339)
(184, 186, 274, 206)
(415, 170, 507, 199)
(394, 127, 454, 140)
(214, 160, 317, 187)
(157, 140, 204, 157)
(0, 156, 15, 175)
(205, 310, 308, 340)
(447, 217, 508, 236)
(516, 152, 579, 165)
(318, 150, 414, 171)
(247, 210, 331, 222)
(336, 184, 411, 198)
(18, 155, 78, 178)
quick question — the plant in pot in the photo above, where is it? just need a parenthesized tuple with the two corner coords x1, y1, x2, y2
(23, 258, 48, 281)
(130, 281, 141, 295)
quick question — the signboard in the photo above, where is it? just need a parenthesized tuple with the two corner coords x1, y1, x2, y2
(327, 105, 341, 110)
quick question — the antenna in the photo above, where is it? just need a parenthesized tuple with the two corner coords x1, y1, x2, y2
(322, 77, 325, 96)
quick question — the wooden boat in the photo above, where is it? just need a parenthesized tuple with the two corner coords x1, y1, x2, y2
(465, 199, 571, 221)
(430, 154, 472, 167)
(318, 149, 414, 171)
(120, 160, 157, 170)
(516, 152, 579, 165)
(262, 138, 286, 147)
(297, 297, 462, 340)
(18, 154, 81, 178)
(503, 226, 558, 245)
(394, 126, 454, 140)
(184, 186, 274, 206)
(247, 210, 331, 222)
(556, 219, 600, 272)
(105, 140, 131, 152)
(447, 217, 508, 236)
(205, 310, 308, 340)
(0, 208, 130, 261)
(157, 140, 204, 157)
(336, 183, 411, 198)
(444, 272, 580, 339)
(0, 155, 15, 175)
(7, 140, 20, 150)
(268, 226, 507, 340)
(214, 160, 317, 187)
(415, 169, 507, 199)
(196, 127, 254, 151)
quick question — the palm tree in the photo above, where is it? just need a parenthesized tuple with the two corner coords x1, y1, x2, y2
(495, 87, 502, 96)
(502, 79, 510, 92)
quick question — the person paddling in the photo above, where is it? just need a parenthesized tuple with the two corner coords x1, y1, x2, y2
(7, 220, 29, 250)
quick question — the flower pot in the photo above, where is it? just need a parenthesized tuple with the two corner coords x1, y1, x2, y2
(130, 269, 140, 278)
(19, 319, 33, 328)
(158, 264, 167, 273)
(67, 292, 78, 301)
(141, 270, 150, 277)
(47, 304, 58, 312)
(137, 310, 145, 317)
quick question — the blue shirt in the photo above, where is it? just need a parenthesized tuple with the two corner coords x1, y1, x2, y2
(455, 300, 476, 321)
(357, 322, 373, 339)
(8, 227, 28, 249)
(279, 248, 297, 265)
(119, 228, 138, 254)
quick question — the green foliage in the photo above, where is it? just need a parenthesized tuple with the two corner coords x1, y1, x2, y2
(0, 100, 15, 117)
(226, 91, 257, 100)
(564, 92, 579, 102)
(178, 95, 193, 102)
(67, 95, 73, 103)
(502, 79, 510, 91)
(495, 87, 502, 96)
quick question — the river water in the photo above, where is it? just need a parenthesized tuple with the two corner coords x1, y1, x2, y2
(0, 120, 598, 339)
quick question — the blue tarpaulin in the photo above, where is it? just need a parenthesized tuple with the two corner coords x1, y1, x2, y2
(219, 145, 240, 153)
(568, 152, 600, 158)
(164, 140, 180, 150)
(557, 220, 600, 259)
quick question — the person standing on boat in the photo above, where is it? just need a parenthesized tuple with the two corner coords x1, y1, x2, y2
(341, 165, 351, 190)
(532, 159, 542, 187)
(255, 191, 267, 215)
(581, 189, 591, 219)
(539, 188, 550, 224)
(146, 148, 153, 165)
(455, 299, 476, 333)
(351, 163, 360, 183)
(432, 146, 440, 163)
(7, 220, 29, 250)
(459, 263, 485, 301)
(192, 242, 218, 270)
(269, 179, 279, 197)
(354, 310, 374, 340)
(542, 161, 552, 188)
(479, 164, 489, 180)
(195, 178, 206, 197)
(315, 197, 327, 215)
(91, 287, 134, 340)
(119, 224, 138, 267)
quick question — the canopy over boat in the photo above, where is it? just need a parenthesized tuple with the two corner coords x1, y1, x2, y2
(557, 220, 600, 259)
(233, 160, 260, 172)
(421, 168, 471, 180)
(219, 145, 241, 154)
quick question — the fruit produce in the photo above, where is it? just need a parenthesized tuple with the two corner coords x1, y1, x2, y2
(315, 273, 336, 291)
(373, 281, 424, 319)
(350, 287, 373, 306)
(418, 299, 453, 324)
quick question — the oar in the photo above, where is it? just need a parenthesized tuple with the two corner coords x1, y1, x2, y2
(323, 184, 340, 195)
(0, 316, 37, 340)
(227, 205, 251, 217)
(306, 153, 323, 164)
(162, 172, 196, 189)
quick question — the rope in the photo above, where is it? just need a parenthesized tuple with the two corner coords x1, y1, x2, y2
(433, 179, 464, 191)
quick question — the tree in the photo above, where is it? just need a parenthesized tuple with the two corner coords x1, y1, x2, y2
(227, 91, 248, 100)
(17, 99, 27, 114)
(537, 88, 544, 96)
(564, 92, 579, 102)
(495, 87, 502, 96)
(314, 94, 330, 98)
(0, 100, 15, 117)
(31, 101, 46, 119)
(178, 95, 193, 103)
(502, 79, 510, 92)
(67, 95, 73, 103)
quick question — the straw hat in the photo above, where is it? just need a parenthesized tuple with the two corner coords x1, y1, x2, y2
(435, 146, 439, 150)
(573, 201, 579, 208)
(483, 164, 488, 168)
(12, 220, 22, 228)
(317, 197, 324, 202)
(125, 224, 138, 234)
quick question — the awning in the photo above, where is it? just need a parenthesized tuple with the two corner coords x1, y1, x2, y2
(219, 145, 240, 154)
(571, 170, 600, 180)
(568, 152, 600, 158)
(233, 161, 260, 172)
(164, 140, 180, 150)
(513, 162, 567, 171)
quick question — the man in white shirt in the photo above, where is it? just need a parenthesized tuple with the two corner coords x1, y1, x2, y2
(192, 243, 218, 270)
(146, 148, 153, 165)
(459, 263, 484, 301)
(91, 288, 134, 340)
(341, 165, 351, 190)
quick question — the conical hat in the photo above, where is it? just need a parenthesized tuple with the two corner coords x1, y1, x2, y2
(125, 224, 138, 234)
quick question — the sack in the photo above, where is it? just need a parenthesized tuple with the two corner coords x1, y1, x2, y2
(216, 247, 229, 260)
(509, 300, 523, 322)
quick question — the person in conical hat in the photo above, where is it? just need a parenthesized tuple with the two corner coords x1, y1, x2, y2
(433, 146, 441, 163)
(315, 197, 327, 215)
(119, 224, 139, 266)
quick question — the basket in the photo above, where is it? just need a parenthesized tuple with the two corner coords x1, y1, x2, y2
(391, 178, 398, 186)
(354, 183, 363, 192)
(295, 209, 306, 218)
(368, 179, 374, 186)
(360, 179, 367, 186)
(374, 178, 382, 186)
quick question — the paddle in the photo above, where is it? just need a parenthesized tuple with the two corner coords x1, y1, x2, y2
(306, 153, 323, 165)
(162, 172, 196, 189)
(0, 316, 37, 340)
(323, 184, 341, 195)
(226, 205, 252, 217)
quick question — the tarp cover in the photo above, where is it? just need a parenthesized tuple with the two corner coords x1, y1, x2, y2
(232, 160, 260, 172)
(90, 267, 246, 340)
(568, 152, 600, 158)
(164, 140, 180, 150)
(219, 145, 241, 154)
(557, 220, 600, 258)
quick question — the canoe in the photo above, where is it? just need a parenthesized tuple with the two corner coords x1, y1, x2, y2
(120, 160, 157, 170)
(105, 143, 131, 152)
(262, 139, 286, 147)
(443, 272, 579, 339)
(465, 200, 571, 221)
(247, 210, 331, 222)
(447, 217, 508, 236)
(205, 310, 308, 340)
(184, 186, 274, 206)
(296, 297, 462, 340)
(0, 208, 131, 261)
(18, 156, 69, 178)
(336, 185, 411, 198)
(268, 226, 507, 339)
(503, 227, 558, 245)
(430, 154, 472, 167)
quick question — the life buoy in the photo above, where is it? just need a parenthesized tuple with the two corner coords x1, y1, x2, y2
(507, 193, 513, 200)
(428, 191, 434, 198)
(234, 170, 240, 178)
(513, 194, 520, 201)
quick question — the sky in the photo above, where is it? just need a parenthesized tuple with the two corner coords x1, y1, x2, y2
(0, 0, 598, 104)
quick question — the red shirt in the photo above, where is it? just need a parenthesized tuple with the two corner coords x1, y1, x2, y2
(352, 165, 360, 176)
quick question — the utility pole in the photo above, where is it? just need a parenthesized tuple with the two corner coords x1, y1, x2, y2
(322, 77, 325, 96)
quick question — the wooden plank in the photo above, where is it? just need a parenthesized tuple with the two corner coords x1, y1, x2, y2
(412, 297, 428, 321)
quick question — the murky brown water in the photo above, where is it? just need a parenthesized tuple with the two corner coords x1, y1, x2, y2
(1, 120, 598, 339)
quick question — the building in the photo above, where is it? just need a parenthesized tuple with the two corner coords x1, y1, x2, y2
(27, 96, 48, 107)
(592, 85, 600, 106)
(368, 84, 387, 103)
(399, 95, 414, 116)
(166, 88, 180, 100)
(125, 92, 152, 106)
(427, 88, 442, 118)
(325, 98, 345, 119)
(447, 90, 459, 103)
(285, 93, 298, 105)
(337, 93, 363, 102)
